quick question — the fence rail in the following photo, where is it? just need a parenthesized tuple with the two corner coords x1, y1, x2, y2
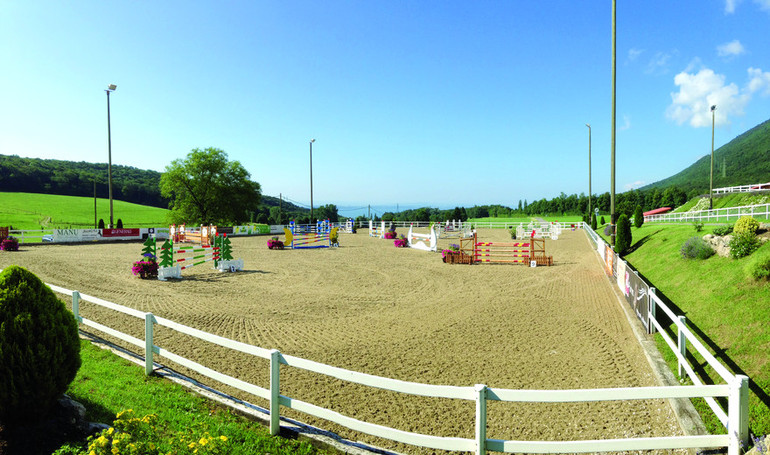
(35, 266, 748, 455)
(713, 183, 770, 194)
(645, 203, 770, 223)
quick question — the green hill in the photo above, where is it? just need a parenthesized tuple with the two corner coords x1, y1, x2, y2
(641, 118, 770, 194)
(0, 192, 170, 230)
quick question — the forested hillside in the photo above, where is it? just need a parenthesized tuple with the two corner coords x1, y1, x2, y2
(641, 118, 770, 193)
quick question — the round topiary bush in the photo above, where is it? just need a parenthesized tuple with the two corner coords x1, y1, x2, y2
(734, 216, 760, 236)
(0, 266, 81, 422)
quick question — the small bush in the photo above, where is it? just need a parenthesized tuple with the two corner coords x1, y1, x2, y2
(0, 236, 19, 251)
(0, 266, 81, 422)
(744, 243, 770, 280)
(734, 216, 760, 236)
(615, 214, 632, 255)
(603, 224, 613, 236)
(729, 232, 761, 259)
(590, 215, 597, 231)
(712, 225, 733, 236)
(692, 220, 704, 232)
(680, 237, 715, 260)
(98, 218, 105, 229)
(633, 205, 644, 228)
(116, 218, 123, 229)
(600, 216, 606, 225)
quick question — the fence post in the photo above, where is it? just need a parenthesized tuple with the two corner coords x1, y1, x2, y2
(727, 375, 749, 455)
(270, 349, 281, 436)
(677, 316, 687, 378)
(144, 313, 155, 375)
(475, 384, 487, 455)
(71, 291, 81, 324)
(648, 288, 657, 334)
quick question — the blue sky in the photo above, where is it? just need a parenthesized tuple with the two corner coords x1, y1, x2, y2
(2, 1, 769, 218)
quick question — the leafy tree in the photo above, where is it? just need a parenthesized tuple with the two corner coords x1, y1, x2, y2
(160, 148, 261, 225)
(633, 205, 644, 228)
(615, 214, 632, 255)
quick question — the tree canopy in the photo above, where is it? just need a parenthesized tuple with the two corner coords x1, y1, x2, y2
(160, 148, 261, 225)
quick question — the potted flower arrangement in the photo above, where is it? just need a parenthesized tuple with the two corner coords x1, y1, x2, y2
(442, 244, 472, 264)
(394, 236, 408, 247)
(384, 230, 397, 240)
(0, 236, 19, 251)
(267, 237, 284, 250)
(132, 253, 159, 279)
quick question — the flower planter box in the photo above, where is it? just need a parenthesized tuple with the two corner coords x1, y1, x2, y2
(443, 251, 474, 265)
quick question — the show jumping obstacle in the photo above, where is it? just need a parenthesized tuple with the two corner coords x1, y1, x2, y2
(143, 234, 244, 281)
(437, 220, 473, 239)
(516, 222, 561, 240)
(283, 221, 338, 249)
(406, 225, 438, 252)
(169, 224, 217, 246)
(460, 231, 552, 266)
(341, 219, 354, 233)
(369, 220, 386, 238)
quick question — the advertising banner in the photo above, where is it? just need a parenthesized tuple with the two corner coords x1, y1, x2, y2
(102, 228, 141, 239)
(53, 229, 83, 243)
(622, 269, 651, 332)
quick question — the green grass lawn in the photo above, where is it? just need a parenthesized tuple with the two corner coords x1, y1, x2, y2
(600, 223, 770, 437)
(0, 192, 169, 230)
(57, 339, 327, 454)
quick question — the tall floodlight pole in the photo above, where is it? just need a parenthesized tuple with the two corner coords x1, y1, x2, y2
(610, 0, 617, 246)
(309, 139, 315, 223)
(710, 105, 716, 210)
(586, 123, 592, 223)
(106, 84, 117, 229)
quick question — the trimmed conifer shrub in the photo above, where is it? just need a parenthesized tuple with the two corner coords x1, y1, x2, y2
(615, 214, 632, 255)
(633, 205, 644, 228)
(0, 266, 81, 422)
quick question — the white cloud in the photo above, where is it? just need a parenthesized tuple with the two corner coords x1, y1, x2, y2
(620, 115, 631, 131)
(747, 67, 770, 95)
(666, 66, 770, 127)
(625, 181, 645, 190)
(646, 51, 673, 74)
(627, 48, 644, 63)
(725, 0, 741, 13)
(717, 40, 745, 57)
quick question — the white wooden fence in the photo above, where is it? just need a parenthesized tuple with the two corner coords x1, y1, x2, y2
(645, 203, 770, 223)
(40, 269, 749, 455)
(713, 183, 770, 195)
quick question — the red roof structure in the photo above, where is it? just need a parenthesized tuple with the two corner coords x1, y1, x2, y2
(643, 207, 672, 216)
(750, 182, 770, 190)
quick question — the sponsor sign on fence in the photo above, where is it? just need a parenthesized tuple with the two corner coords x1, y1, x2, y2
(620, 267, 651, 333)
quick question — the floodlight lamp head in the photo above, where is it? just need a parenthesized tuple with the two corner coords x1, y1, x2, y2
(711, 105, 716, 111)
(107, 84, 117, 91)
(586, 123, 590, 128)
(310, 139, 315, 143)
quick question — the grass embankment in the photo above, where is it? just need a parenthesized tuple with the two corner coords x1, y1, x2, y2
(599, 222, 770, 437)
(57, 339, 326, 454)
(0, 192, 169, 230)
(674, 192, 770, 213)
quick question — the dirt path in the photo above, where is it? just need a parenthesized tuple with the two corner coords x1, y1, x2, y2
(0, 229, 683, 453)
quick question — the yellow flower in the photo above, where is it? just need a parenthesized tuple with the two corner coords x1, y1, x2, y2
(199, 437, 208, 445)
(219, 435, 228, 441)
(107, 427, 115, 435)
(149, 443, 156, 450)
(188, 442, 197, 449)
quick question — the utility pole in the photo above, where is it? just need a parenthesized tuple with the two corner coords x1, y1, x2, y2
(279, 193, 283, 225)
(610, 0, 617, 246)
(94, 180, 97, 228)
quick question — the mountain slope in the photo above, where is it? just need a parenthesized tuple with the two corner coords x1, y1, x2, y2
(640, 118, 770, 194)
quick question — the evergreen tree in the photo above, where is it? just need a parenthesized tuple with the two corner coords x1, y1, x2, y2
(633, 205, 644, 228)
(615, 214, 632, 255)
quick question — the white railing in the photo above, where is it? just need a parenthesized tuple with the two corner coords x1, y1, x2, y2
(582, 223, 749, 453)
(40, 275, 749, 455)
(645, 203, 770, 223)
(714, 183, 770, 194)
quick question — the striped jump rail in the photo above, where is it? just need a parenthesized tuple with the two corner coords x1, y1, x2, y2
(460, 232, 552, 266)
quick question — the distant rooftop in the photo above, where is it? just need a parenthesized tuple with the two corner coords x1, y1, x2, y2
(643, 207, 672, 216)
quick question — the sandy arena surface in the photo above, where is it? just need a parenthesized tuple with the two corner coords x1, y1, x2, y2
(0, 228, 685, 454)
